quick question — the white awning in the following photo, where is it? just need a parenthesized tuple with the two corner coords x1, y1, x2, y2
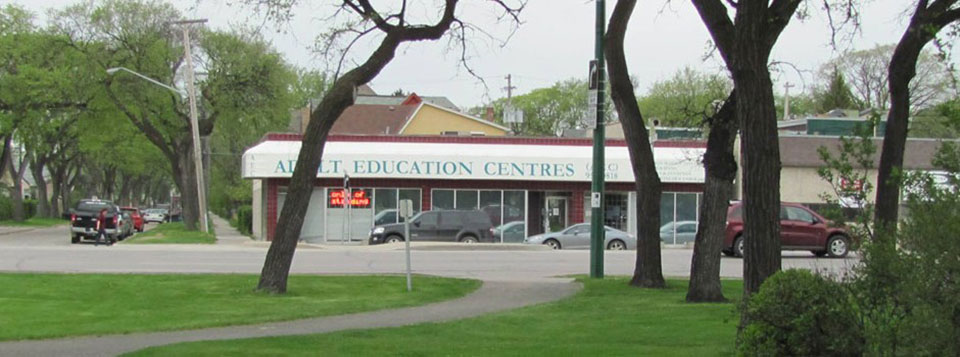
(242, 140, 705, 184)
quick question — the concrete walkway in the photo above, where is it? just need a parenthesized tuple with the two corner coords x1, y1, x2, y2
(0, 278, 580, 357)
(209, 213, 251, 245)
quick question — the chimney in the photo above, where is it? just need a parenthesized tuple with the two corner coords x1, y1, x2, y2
(485, 107, 495, 122)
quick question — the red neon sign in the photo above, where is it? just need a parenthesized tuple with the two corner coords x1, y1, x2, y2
(329, 189, 370, 208)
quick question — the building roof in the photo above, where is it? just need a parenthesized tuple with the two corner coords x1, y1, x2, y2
(780, 135, 950, 170)
(329, 104, 417, 135)
(355, 93, 460, 111)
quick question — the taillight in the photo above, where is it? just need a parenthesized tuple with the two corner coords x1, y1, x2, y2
(70, 214, 76, 222)
(113, 216, 118, 226)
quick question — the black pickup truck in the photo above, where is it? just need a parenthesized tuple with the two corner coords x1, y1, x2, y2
(69, 199, 121, 244)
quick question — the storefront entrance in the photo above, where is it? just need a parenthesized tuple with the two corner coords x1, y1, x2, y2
(325, 188, 373, 242)
(546, 196, 568, 233)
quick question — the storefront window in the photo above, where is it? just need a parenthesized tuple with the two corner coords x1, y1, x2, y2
(479, 191, 502, 226)
(455, 190, 479, 210)
(660, 192, 701, 244)
(399, 189, 422, 216)
(604, 193, 628, 230)
(432, 190, 454, 210)
(374, 188, 397, 225)
(503, 191, 525, 242)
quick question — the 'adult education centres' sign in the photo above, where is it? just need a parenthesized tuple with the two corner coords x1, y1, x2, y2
(243, 140, 706, 184)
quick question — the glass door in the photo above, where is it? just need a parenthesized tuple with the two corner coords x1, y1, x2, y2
(545, 196, 568, 233)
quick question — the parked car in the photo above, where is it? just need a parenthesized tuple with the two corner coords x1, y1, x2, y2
(524, 223, 635, 250)
(69, 199, 121, 244)
(121, 207, 144, 232)
(118, 209, 135, 239)
(723, 201, 851, 258)
(493, 221, 525, 243)
(660, 220, 698, 245)
(374, 209, 411, 226)
(368, 210, 495, 244)
(142, 209, 166, 224)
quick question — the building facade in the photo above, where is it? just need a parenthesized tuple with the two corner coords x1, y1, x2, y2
(243, 134, 707, 243)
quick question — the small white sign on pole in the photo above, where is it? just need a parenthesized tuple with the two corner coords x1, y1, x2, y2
(585, 89, 598, 129)
(399, 199, 414, 292)
(591, 192, 602, 208)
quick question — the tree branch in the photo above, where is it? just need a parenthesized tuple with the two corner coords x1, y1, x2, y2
(691, 0, 736, 65)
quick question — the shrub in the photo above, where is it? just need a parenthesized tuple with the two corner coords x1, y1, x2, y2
(0, 195, 12, 221)
(739, 269, 863, 356)
(23, 199, 37, 219)
(234, 205, 253, 235)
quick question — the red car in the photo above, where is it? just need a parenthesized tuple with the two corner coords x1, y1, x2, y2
(723, 202, 850, 258)
(121, 207, 144, 232)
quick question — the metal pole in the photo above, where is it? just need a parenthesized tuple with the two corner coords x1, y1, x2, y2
(172, 19, 209, 233)
(404, 218, 412, 291)
(590, 0, 606, 279)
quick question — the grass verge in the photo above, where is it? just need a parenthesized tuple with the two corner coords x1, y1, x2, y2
(131, 278, 742, 356)
(124, 222, 215, 244)
(0, 217, 67, 227)
(0, 273, 480, 341)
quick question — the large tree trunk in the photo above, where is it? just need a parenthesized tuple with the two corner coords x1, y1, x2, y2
(874, 1, 956, 229)
(605, 0, 665, 288)
(173, 147, 200, 231)
(687, 91, 737, 303)
(6, 138, 26, 221)
(30, 157, 50, 218)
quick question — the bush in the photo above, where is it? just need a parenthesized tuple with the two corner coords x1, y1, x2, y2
(234, 205, 253, 235)
(23, 199, 37, 219)
(0, 195, 12, 221)
(739, 269, 863, 356)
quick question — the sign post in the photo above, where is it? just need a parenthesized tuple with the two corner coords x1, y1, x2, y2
(399, 199, 414, 292)
(590, 0, 606, 279)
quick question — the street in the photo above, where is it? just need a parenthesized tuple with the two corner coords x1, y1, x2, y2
(0, 225, 858, 281)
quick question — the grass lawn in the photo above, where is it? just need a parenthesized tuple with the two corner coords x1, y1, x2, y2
(123, 222, 216, 244)
(131, 278, 742, 356)
(0, 217, 67, 227)
(0, 273, 480, 341)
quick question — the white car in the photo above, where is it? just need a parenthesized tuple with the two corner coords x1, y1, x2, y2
(142, 209, 166, 223)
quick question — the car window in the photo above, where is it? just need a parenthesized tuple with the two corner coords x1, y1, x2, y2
(678, 223, 697, 233)
(779, 206, 789, 220)
(418, 212, 439, 225)
(439, 212, 463, 226)
(785, 206, 815, 222)
(728, 206, 742, 219)
(508, 225, 523, 234)
(565, 225, 588, 235)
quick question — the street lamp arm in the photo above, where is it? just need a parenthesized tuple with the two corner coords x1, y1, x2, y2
(105, 67, 185, 96)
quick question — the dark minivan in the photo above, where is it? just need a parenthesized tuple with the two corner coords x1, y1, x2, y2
(369, 210, 495, 244)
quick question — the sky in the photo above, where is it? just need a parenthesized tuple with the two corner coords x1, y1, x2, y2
(11, 0, 945, 110)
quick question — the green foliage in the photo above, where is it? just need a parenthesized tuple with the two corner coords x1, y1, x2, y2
(909, 98, 960, 139)
(23, 198, 36, 218)
(814, 67, 861, 113)
(486, 78, 594, 136)
(637, 67, 731, 127)
(775, 92, 818, 119)
(0, 195, 12, 221)
(234, 204, 253, 235)
(739, 269, 863, 356)
(816, 114, 880, 243)
(124, 222, 215, 244)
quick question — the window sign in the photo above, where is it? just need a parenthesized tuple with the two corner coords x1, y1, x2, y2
(328, 189, 371, 208)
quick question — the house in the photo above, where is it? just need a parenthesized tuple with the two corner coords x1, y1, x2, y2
(289, 89, 509, 137)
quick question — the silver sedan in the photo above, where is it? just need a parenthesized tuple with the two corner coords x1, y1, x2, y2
(523, 223, 636, 250)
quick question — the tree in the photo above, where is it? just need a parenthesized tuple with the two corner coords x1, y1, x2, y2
(254, 0, 525, 293)
(691, 0, 821, 297)
(488, 79, 588, 136)
(814, 67, 860, 112)
(876, 0, 960, 230)
(686, 90, 737, 302)
(638, 67, 731, 127)
(606, 0, 666, 288)
(53, 0, 295, 231)
(825, 44, 954, 114)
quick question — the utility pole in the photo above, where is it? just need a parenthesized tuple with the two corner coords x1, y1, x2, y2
(590, 0, 606, 279)
(783, 82, 794, 120)
(169, 19, 209, 233)
(504, 74, 520, 134)
(504, 74, 516, 100)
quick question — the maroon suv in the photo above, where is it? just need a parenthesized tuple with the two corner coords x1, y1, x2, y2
(723, 202, 851, 258)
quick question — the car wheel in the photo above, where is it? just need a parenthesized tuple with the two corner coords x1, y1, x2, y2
(71, 235, 79, 244)
(826, 235, 849, 258)
(385, 235, 404, 243)
(812, 250, 827, 257)
(460, 235, 478, 244)
(544, 239, 561, 250)
(733, 236, 745, 258)
(606, 239, 627, 250)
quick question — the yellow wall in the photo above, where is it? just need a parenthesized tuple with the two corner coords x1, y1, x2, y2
(777, 167, 879, 204)
(401, 104, 508, 136)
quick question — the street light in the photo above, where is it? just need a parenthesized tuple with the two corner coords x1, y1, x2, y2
(106, 66, 209, 233)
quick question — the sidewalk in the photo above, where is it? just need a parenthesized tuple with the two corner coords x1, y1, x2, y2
(209, 214, 251, 245)
(0, 278, 580, 356)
